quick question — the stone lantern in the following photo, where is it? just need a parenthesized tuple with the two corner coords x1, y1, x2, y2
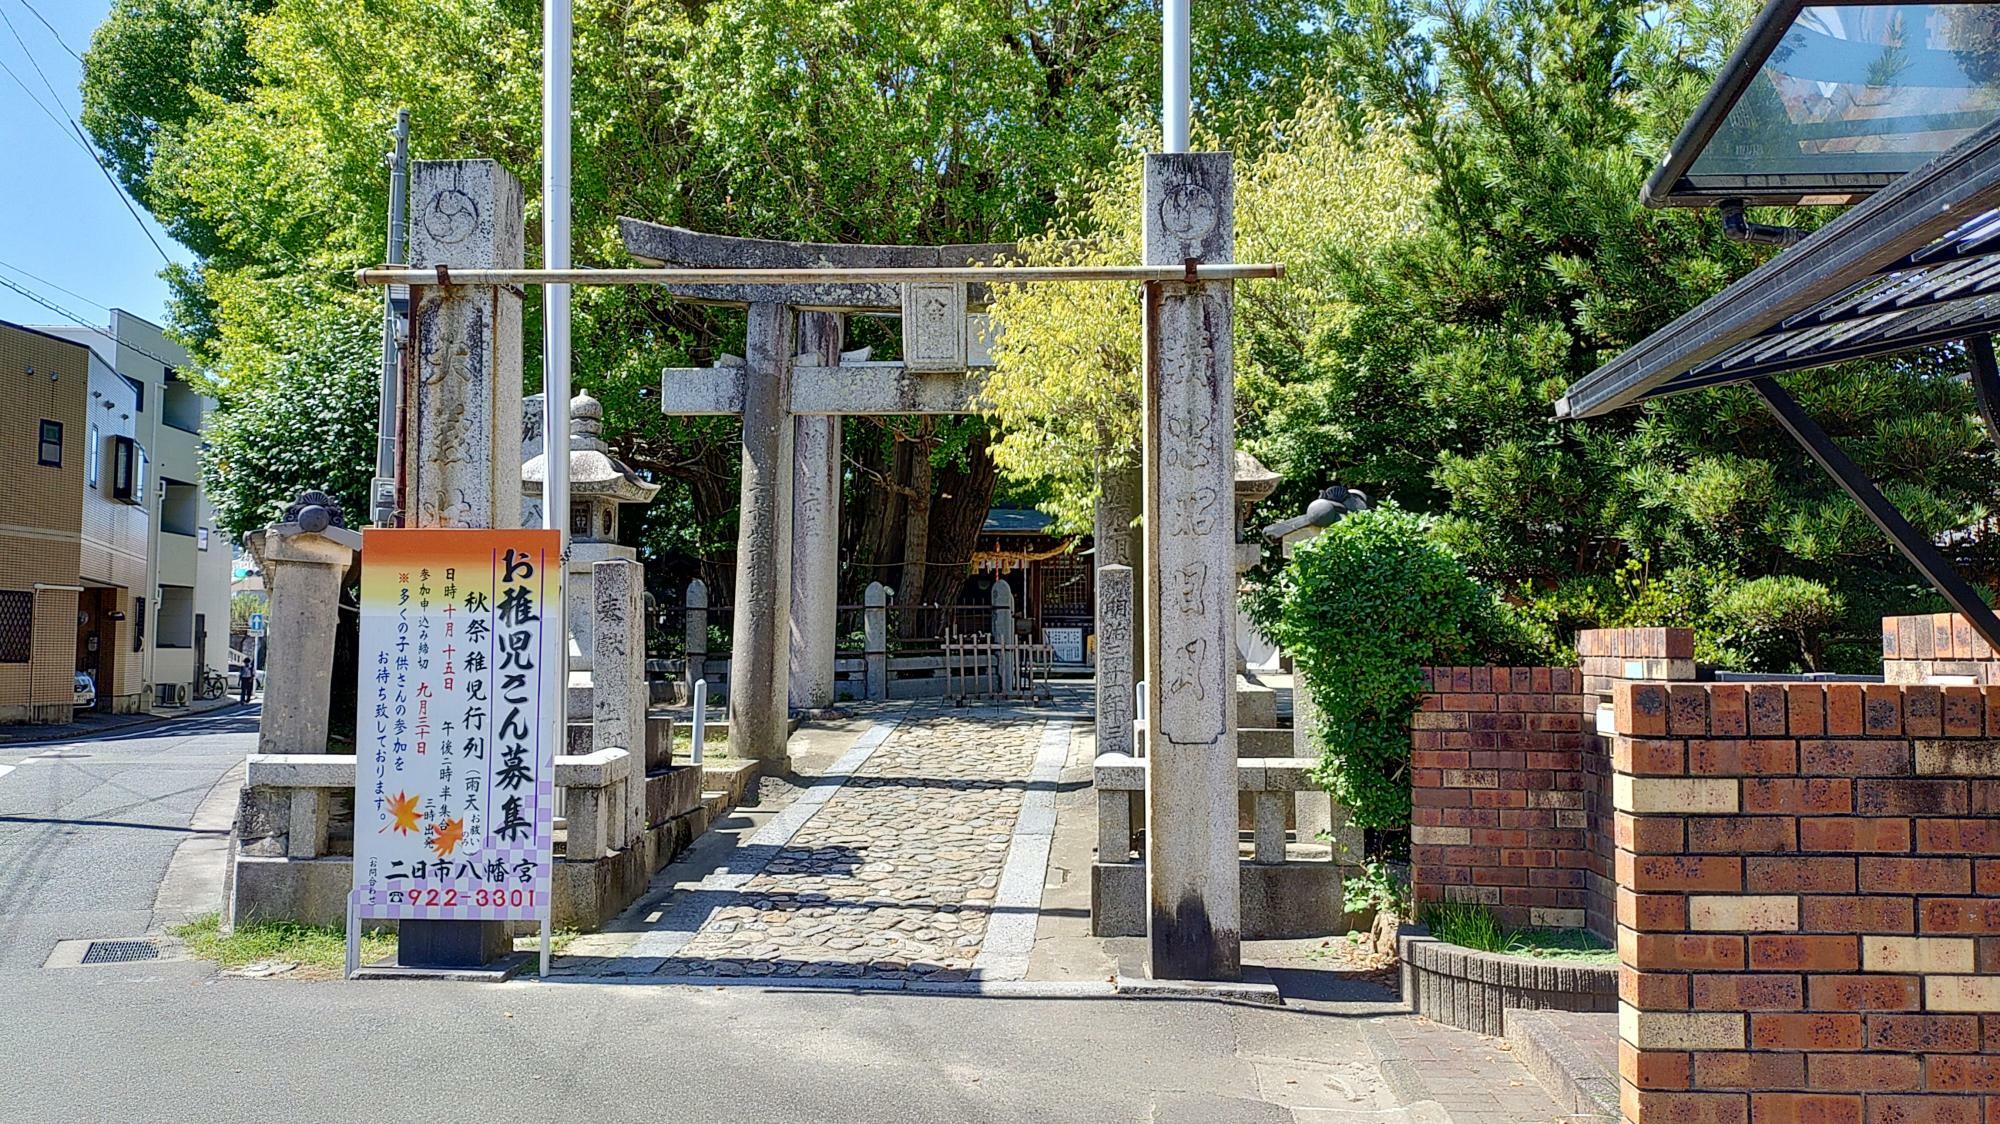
(522, 391, 660, 715)
(1232, 450, 1281, 574)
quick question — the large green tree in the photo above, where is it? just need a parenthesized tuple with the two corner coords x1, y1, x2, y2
(1256, 0, 1999, 670)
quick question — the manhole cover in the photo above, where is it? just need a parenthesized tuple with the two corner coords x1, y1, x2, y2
(79, 940, 159, 965)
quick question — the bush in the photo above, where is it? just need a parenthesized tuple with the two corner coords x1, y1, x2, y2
(1715, 575, 1846, 672)
(1254, 504, 1546, 831)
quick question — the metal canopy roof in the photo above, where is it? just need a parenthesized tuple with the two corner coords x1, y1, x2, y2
(1559, 116, 2000, 419)
(1648, 0, 2000, 207)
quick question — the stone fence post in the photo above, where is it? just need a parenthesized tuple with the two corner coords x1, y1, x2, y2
(245, 509, 360, 757)
(991, 580, 1017, 695)
(593, 558, 646, 849)
(864, 581, 889, 701)
(684, 578, 708, 700)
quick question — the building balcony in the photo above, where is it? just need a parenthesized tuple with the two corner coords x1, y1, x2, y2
(154, 423, 200, 479)
(158, 530, 198, 583)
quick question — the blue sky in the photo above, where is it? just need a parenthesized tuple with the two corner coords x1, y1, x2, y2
(0, 1, 188, 334)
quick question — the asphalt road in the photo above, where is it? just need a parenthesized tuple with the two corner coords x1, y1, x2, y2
(0, 957, 1429, 1124)
(0, 708, 1542, 1124)
(0, 709, 253, 970)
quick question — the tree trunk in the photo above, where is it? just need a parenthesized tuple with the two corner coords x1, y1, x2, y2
(922, 430, 1000, 607)
(843, 429, 907, 602)
(900, 419, 936, 609)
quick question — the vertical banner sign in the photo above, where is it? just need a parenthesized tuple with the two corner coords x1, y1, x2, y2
(353, 528, 562, 922)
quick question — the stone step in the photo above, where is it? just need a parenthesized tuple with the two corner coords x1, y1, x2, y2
(1502, 1010, 1619, 1122)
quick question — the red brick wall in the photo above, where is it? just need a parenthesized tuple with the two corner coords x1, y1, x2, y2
(1612, 679, 2000, 1124)
(1410, 666, 1588, 931)
(1882, 613, 2000, 685)
(1580, 629, 1700, 941)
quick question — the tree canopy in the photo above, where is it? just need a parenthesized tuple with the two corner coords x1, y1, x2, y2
(983, 0, 2000, 672)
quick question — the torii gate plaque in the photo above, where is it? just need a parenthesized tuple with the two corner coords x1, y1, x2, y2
(618, 220, 1012, 768)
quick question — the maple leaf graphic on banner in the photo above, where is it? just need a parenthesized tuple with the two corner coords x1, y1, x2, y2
(429, 817, 466, 858)
(385, 791, 422, 835)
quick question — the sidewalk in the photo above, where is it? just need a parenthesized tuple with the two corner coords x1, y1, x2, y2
(0, 694, 253, 746)
(553, 694, 1571, 1122)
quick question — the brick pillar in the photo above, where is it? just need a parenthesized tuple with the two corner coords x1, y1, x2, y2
(1579, 628, 1697, 942)
(1611, 678, 2000, 1123)
(1882, 612, 2000, 684)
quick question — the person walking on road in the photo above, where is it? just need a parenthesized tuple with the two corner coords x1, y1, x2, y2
(238, 659, 256, 705)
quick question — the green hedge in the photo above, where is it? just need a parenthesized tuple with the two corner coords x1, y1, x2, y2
(1254, 505, 1545, 831)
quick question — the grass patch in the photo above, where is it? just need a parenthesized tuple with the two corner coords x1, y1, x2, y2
(1419, 902, 1616, 963)
(671, 723, 731, 757)
(177, 914, 583, 972)
(174, 912, 393, 971)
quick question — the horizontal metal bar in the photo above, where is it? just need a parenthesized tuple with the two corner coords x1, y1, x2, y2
(356, 263, 1284, 287)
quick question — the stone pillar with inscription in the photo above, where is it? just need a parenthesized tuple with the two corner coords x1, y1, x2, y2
(1140, 152, 1241, 981)
(593, 558, 646, 848)
(1096, 564, 1134, 756)
(401, 160, 524, 531)
(789, 311, 843, 711)
(730, 301, 797, 767)
(396, 159, 524, 968)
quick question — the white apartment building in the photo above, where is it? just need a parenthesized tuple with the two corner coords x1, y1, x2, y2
(39, 310, 232, 708)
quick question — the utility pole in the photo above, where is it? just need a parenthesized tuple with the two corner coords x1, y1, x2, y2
(543, 1, 574, 767)
(371, 109, 411, 528)
(1164, 0, 1190, 152)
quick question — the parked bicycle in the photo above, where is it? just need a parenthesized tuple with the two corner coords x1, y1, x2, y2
(195, 668, 231, 701)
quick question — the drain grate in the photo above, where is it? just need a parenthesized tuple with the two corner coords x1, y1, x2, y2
(79, 940, 159, 965)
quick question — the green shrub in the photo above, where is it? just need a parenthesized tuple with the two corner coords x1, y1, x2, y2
(1715, 575, 1845, 672)
(1254, 504, 1545, 831)
(1343, 859, 1411, 916)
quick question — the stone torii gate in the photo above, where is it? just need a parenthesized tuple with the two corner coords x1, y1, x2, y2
(359, 152, 1259, 980)
(617, 219, 1012, 769)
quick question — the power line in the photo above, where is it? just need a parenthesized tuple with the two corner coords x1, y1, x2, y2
(0, 273, 179, 369)
(11, 0, 77, 63)
(0, 6, 175, 265)
(0, 257, 109, 312)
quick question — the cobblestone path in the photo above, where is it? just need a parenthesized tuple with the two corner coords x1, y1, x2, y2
(655, 708, 1059, 982)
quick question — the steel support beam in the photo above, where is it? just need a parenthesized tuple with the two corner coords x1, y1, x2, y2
(1968, 334, 2000, 449)
(1750, 376, 2000, 652)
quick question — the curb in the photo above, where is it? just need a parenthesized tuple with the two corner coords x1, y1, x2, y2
(1397, 925, 1617, 1036)
(1504, 1009, 1620, 1122)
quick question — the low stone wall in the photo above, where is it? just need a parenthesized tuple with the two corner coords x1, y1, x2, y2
(1398, 925, 1617, 1036)
(1410, 667, 1590, 931)
(226, 715, 756, 931)
(1613, 678, 2000, 1123)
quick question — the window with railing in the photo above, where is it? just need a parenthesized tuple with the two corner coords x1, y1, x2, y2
(0, 591, 30, 663)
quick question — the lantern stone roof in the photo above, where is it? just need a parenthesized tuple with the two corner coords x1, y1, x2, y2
(1233, 449, 1280, 505)
(523, 390, 662, 505)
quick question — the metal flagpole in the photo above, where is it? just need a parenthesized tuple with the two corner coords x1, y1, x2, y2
(1164, 0, 1190, 152)
(372, 109, 410, 527)
(541, 0, 572, 980)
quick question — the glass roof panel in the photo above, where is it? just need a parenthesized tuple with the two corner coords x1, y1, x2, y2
(1687, 4, 2000, 188)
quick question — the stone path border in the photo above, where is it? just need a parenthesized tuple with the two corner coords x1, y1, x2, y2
(623, 717, 903, 962)
(971, 718, 1071, 980)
